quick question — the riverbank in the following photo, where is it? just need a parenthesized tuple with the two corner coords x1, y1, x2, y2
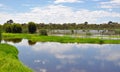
(0, 44, 33, 72)
(2, 33, 120, 44)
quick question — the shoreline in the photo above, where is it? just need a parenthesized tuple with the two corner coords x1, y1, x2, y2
(0, 43, 33, 72)
(2, 33, 120, 44)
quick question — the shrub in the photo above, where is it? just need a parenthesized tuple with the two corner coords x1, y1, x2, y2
(12, 24, 22, 33)
(28, 22, 37, 33)
(39, 29, 48, 36)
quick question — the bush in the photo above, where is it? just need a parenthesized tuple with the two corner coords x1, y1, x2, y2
(99, 40, 104, 44)
(3, 23, 22, 33)
(12, 24, 22, 33)
(28, 22, 37, 33)
(39, 29, 48, 36)
(4, 24, 12, 33)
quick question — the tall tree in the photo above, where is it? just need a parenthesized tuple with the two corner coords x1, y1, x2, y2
(4, 24, 12, 33)
(28, 22, 37, 33)
(12, 23, 22, 33)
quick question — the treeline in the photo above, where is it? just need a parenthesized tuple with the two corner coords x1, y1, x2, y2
(2, 22, 37, 34)
(0, 20, 120, 34)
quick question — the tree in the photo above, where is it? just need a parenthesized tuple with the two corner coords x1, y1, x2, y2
(84, 21, 88, 25)
(39, 29, 48, 36)
(7, 19, 14, 24)
(4, 24, 12, 33)
(108, 21, 112, 24)
(28, 22, 37, 33)
(12, 23, 22, 33)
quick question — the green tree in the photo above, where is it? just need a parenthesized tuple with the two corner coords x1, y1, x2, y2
(4, 24, 12, 33)
(12, 23, 22, 33)
(28, 22, 37, 33)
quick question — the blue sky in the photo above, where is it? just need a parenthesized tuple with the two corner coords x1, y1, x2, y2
(0, 0, 120, 24)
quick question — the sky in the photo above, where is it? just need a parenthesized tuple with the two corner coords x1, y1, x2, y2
(0, 0, 120, 24)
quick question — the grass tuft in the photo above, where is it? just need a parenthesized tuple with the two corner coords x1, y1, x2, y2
(0, 44, 33, 72)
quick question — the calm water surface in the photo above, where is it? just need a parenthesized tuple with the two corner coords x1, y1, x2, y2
(2, 39, 120, 72)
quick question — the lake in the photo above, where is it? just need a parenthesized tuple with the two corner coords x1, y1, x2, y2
(2, 39, 120, 72)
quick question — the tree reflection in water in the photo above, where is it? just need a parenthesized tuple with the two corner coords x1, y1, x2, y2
(4, 38, 22, 43)
(28, 40, 36, 46)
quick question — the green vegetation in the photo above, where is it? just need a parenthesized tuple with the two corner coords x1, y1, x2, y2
(3, 23, 22, 33)
(2, 33, 120, 44)
(0, 44, 33, 72)
(1, 20, 120, 34)
(28, 22, 37, 33)
(39, 29, 48, 36)
(1, 20, 120, 44)
(0, 25, 2, 43)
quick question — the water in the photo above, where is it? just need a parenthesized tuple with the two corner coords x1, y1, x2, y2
(2, 39, 120, 72)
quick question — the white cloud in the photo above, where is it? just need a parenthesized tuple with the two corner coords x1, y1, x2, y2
(55, 54, 81, 59)
(100, 0, 120, 9)
(54, 0, 83, 4)
(0, 4, 4, 7)
(0, 5, 120, 24)
(92, 0, 100, 1)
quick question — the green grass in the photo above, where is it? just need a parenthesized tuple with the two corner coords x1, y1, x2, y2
(2, 33, 120, 44)
(0, 44, 33, 72)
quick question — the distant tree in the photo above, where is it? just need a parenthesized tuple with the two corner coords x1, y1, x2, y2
(4, 24, 12, 33)
(71, 29, 74, 34)
(12, 23, 22, 33)
(7, 19, 14, 24)
(39, 29, 48, 36)
(28, 22, 37, 33)
(108, 21, 112, 24)
(84, 21, 88, 25)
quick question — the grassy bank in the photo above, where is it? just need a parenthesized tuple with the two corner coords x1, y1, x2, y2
(2, 33, 120, 44)
(0, 44, 33, 72)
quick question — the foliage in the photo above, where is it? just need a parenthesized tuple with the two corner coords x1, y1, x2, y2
(0, 25, 2, 43)
(28, 22, 37, 33)
(108, 21, 113, 24)
(4, 23, 12, 33)
(28, 40, 36, 45)
(4, 38, 22, 43)
(6, 19, 14, 24)
(86, 32, 92, 36)
(0, 44, 33, 72)
(71, 30, 74, 34)
(12, 24, 22, 33)
(22, 24, 28, 33)
(84, 21, 88, 25)
(39, 29, 48, 36)
(2, 33, 120, 44)
(3, 23, 22, 33)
